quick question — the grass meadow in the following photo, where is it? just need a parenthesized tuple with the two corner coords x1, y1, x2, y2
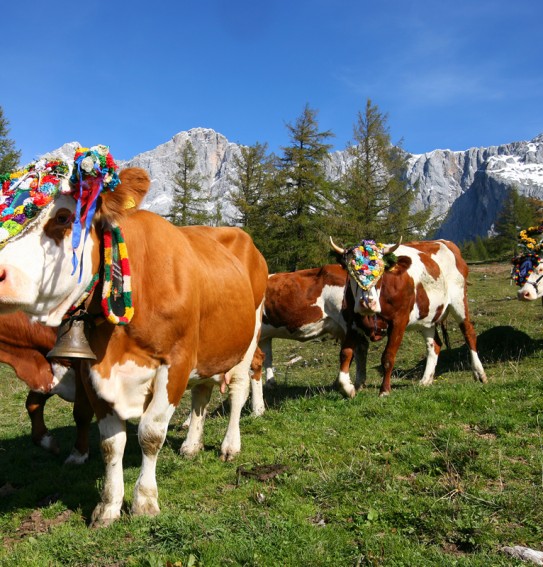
(0, 262, 542, 566)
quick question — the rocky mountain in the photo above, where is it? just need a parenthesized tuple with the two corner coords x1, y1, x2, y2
(47, 129, 543, 244)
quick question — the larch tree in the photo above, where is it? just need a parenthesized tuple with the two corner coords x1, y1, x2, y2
(168, 140, 210, 226)
(332, 99, 432, 247)
(0, 107, 21, 175)
(227, 141, 273, 244)
(263, 104, 335, 272)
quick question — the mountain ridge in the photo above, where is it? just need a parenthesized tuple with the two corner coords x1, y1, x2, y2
(46, 129, 543, 243)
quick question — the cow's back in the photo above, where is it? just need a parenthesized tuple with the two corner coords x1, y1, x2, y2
(263, 264, 348, 340)
(179, 226, 268, 310)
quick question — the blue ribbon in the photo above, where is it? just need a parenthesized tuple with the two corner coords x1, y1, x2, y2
(70, 159, 104, 282)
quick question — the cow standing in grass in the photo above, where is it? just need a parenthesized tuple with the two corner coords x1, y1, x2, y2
(0, 151, 267, 526)
(331, 238, 487, 397)
(259, 264, 365, 388)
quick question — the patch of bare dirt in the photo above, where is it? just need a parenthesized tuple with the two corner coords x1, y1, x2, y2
(3, 508, 73, 547)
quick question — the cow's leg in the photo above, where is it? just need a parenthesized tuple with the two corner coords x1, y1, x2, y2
(132, 365, 176, 518)
(450, 298, 487, 383)
(379, 321, 407, 396)
(459, 320, 487, 383)
(250, 346, 265, 417)
(25, 391, 59, 454)
(260, 337, 276, 387)
(180, 382, 214, 457)
(353, 333, 370, 392)
(220, 304, 263, 461)
(419, 326, 441, 386)
(65, 369, 93, 465)
(335, 331, 359, 398)
(91, 413, 127, 527)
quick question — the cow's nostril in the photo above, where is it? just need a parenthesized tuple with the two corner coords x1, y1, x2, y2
(0, 268, 6, 282)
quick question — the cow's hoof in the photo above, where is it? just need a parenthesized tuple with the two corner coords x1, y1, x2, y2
(132, 495, 160, 518)
(90, 503, 121, 528)
(39, 433, 60, 455)
(219, 451, 237, 462)
(418, 379, 433, 387)
(64, 448, 89, 465)
(252, 404, 266, 417)
(378, 390, 391, 397)
(179, 441, 203, 458)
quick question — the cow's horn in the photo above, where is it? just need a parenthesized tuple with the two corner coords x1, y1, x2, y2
(383, 236, 403, 255)
(330, 237, 345, 255)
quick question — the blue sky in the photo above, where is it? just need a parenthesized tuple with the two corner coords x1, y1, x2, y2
(3, 0, 542, 166)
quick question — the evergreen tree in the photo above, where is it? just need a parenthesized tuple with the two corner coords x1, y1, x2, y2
(332, 99, 432, 246)
(263, 104, 335, 272)
(0, 107, 21, 174)
(228, 142, 272, 230)
(168, 140, 210, 226)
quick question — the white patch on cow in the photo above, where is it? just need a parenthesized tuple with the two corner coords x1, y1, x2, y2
(351, 282, 381, 315)
(337, 371, 356, 398)
(48, 363, 76, 402)
(0, 195, 96, 326)
(90, 360, 157, 421)
(518, 263, 543, 301)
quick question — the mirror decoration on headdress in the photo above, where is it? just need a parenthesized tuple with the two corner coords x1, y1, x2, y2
(0, 159, 70, 249)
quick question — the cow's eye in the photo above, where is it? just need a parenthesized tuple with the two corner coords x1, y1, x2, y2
(55, 209, 73, 226)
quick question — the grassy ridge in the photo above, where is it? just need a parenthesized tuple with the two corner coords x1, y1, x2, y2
(0, 263, 542, 566)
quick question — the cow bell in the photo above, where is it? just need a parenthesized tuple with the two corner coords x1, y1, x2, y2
(47, 317, 97, 360)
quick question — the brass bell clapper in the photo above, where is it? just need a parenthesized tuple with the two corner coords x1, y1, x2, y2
(47, 313, 97, 360)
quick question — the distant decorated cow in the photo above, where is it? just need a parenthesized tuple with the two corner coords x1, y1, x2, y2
(0, 147, 267, 526)
(330, 237, 487, 396)
(512, 225, 543, 302)
(259, 264, 366, 388)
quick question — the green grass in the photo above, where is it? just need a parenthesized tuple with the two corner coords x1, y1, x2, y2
(1, 263, 542, 566)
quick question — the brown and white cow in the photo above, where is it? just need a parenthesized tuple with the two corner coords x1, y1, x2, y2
(331, 238, 487, 396)
(259, 264, 365, 388)
(0, 312, 92, 462)
(0, 157, 267, 526)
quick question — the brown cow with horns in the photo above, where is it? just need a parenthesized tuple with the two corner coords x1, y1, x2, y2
(330, 237, 487, 396)
(0, 148, 268, 526)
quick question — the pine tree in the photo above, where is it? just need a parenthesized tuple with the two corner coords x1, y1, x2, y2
(332, 99, 432, 246)
(168, 140, 210, 226)
(0, 107, 21, 175)
(228, 142, 272, 229)
(263, 104, 335, 272)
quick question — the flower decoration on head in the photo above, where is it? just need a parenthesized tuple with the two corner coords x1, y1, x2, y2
(69, 145, 120, 280)
(344, 240, 386, 290)
(518, 225, 543, 253)
(511, 225, 543, 286)
(0, 159, 69, 249)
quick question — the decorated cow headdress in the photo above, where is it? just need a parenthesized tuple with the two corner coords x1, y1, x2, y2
(511, 225, 543, 286)
(330, 237, 399, 290)
(0, 159, 70, 248)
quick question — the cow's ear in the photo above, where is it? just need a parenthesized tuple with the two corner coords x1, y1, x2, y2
(98, 168, 151, 224)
